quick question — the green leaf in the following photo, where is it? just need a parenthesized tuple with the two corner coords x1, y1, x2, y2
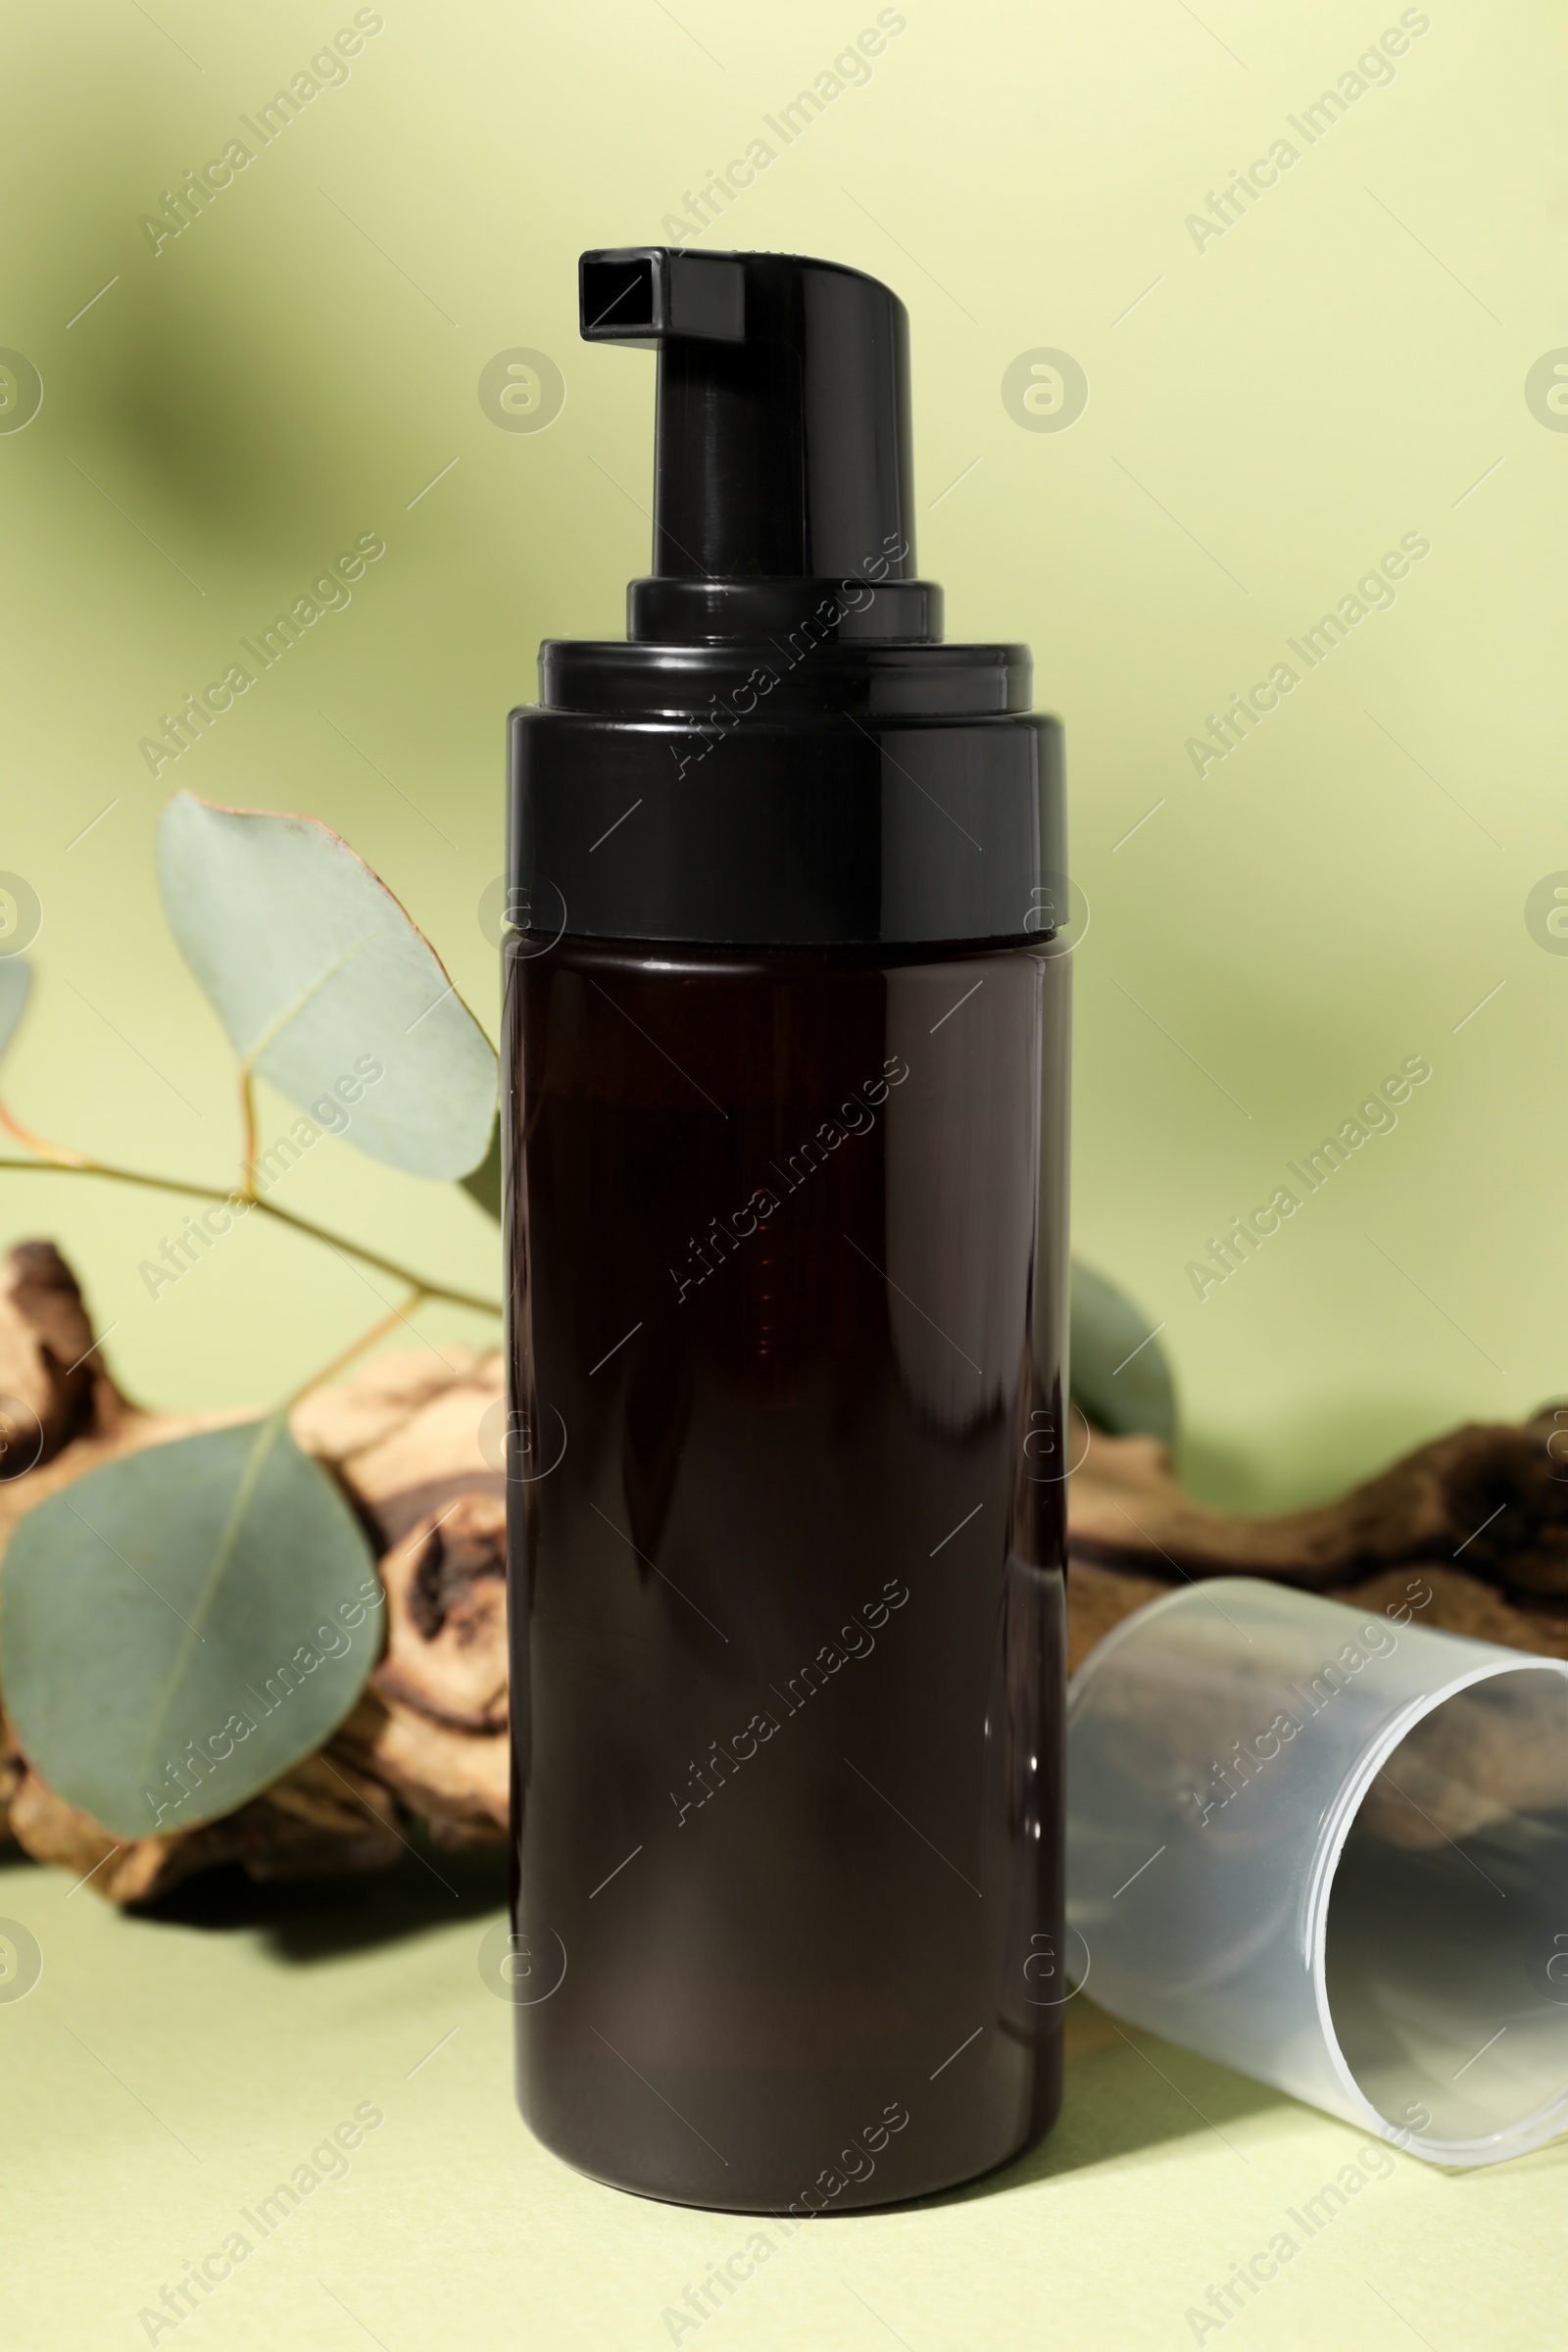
(0, 1418, 380, 1842)
(1069, 1261, 1177, 1444)
(0, 958, 30, 1062)
(157, 791, 497, 1181)
(459, 1115, 502, 1221)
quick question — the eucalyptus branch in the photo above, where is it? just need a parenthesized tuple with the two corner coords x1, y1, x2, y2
(0, 1150, 503, 1318)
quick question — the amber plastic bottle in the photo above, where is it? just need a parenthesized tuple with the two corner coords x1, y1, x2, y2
(503, 248, 1070, 2211)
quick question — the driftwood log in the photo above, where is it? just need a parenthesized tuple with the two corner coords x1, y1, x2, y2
(1, 1241, 1566, 1904)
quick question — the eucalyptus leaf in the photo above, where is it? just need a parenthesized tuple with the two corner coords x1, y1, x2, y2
(0, 958, 30, 1061)
(1069, 1260, 1177, 1444)
(157, 791, 497, 1180)
(459, 1116, 502, 1221)
(0, 1417, 380, 1842)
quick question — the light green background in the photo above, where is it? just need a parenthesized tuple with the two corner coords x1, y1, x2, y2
(2, 0, 1564, 1510)
(2, 3, 1567, 2345)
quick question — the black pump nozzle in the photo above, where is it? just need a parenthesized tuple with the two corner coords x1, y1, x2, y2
(515, 244, 1054, 950)
(578, 247, 939, 644)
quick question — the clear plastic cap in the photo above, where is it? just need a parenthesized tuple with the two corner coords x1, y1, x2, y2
(1066, 1578, 1568, 2167)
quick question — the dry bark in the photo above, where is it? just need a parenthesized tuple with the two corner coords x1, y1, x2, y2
(1065, 1406, 1568, 1610)
(1, 1243, 1564, 1899)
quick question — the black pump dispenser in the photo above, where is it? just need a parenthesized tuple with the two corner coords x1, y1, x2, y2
(510, 243, 1063, 945)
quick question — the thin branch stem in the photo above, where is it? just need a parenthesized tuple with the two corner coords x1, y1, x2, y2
(0, 1152, 502, 1318)
(237, 1067, 259, 1198)
(281, 1288, 427, 1413)
(0, 1102, 90, 1168)
(253, 1198, 500, 1316)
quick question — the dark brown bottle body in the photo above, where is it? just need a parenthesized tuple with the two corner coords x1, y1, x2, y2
(503, 929, 1070, 2210)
